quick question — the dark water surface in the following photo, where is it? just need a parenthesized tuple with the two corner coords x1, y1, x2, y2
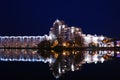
(0, 49, 120, 80)
(0, 60, 120, 80)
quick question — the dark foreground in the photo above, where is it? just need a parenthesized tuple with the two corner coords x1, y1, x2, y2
(0, 58, 120, 80)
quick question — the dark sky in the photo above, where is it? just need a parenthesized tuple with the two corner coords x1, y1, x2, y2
(0, 0, 120, 37)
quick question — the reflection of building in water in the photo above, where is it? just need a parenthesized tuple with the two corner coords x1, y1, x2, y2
(0, 49, 115, 78)
(50, 50, 115, 78)
(0, 49, 56, 63)
(84, 51, 114, 64)
(49, 50, 84, 78)
(0, 19, 119, 79)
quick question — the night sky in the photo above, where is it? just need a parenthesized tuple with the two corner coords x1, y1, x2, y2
(0, 0, 120, 80)
(0, 0, 120, 37)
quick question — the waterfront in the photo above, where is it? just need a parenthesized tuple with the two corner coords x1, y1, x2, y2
(0, 48, 120, 79)
(0, 19, 120, 79)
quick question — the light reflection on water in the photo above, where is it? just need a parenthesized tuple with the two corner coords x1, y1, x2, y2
(0, 49, 119, 78)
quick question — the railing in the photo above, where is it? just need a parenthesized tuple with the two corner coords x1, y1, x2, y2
(0, 36, 46, 48)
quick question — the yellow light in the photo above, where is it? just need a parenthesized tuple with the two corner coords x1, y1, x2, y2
(63, 51, 66, 56)
(55, 53, 58, 58)
(51, 50, 54, 52)
(63, 42, 67, 46)
(53, 40, 58, 47)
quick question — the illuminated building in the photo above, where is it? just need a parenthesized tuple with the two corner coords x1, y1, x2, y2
(0, 19, 119, 78)
(0, 19, 115, 48)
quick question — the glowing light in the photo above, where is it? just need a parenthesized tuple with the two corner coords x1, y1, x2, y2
(93, 54, 98, 64)
(47, 58, 53, 64)
(58, 64, 61, 74)
(100, 57, 105, 63)
(84, 55, 91, 63)
(62, 42, 67, 47)
(62, 69, 65, 73)
(76, 28, 79, 31)
(58, 25, 61, 34)
(71, 64, 75, 71)
(116, 51, 120, 54)
(92, 36, 98, 43)
(62, 51, 66, 56)
(56, 19, 60, 23)
(71, 27, 75, 33)
(62, 25, 65, 28)
(99, 36, 104, 40)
